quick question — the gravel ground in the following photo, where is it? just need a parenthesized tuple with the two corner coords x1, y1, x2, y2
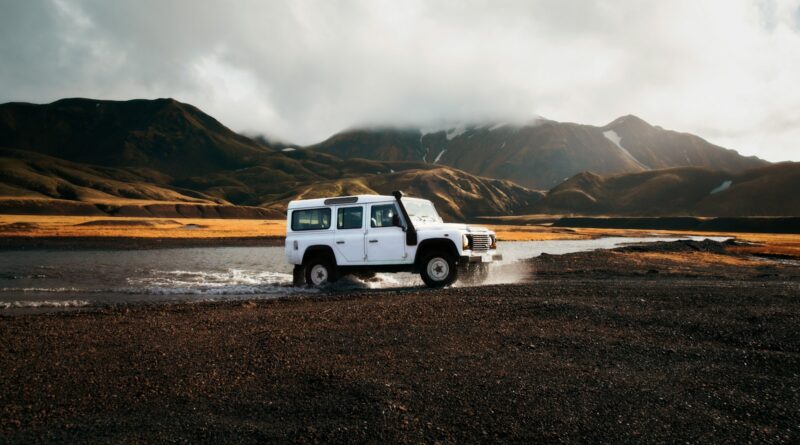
(1, 244, 799, 443)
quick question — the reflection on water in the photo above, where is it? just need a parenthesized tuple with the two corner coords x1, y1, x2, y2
(0, 236, 727, 311)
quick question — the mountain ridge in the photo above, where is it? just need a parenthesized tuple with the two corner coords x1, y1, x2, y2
(0, 98, 794, 220)
(308, 116, 768, 189)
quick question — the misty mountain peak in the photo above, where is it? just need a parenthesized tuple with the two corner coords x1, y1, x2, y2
(605, 115, 652, 131)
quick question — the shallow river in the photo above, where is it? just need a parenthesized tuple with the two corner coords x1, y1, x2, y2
(0, 236, 726, 311)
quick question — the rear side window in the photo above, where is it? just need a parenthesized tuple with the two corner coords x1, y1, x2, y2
(291, 208, 331, 231)
(337, 206, 363, 230)
(371, 204, 398, 228)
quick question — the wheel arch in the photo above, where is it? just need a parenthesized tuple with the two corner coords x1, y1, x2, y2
(302, 244, 338, 266)
(414, 238, 459, 268)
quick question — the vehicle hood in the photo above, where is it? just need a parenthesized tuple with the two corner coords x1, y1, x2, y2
(414, 222, 491, 233)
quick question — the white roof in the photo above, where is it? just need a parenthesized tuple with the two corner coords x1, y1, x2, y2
(288, 194, 394, 209)
(287, 194, 430, 209)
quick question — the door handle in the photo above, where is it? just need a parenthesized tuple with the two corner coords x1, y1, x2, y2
(336, 241, 345, 244)
(368, 239, 379, 243)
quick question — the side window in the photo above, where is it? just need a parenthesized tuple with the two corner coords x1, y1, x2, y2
(370, 204, 398, 228)
(291, 208, 331, 231)
(337, 206, 363, 230)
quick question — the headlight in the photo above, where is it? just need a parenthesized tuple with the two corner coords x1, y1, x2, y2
(462, 234, 470, 250)
(490, 235, 497, 249)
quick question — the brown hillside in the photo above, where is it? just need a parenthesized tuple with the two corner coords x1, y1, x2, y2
(0, 98, 272, 178)
(603, 115, 765, 171)
(260, 167, 544, 221)
(534, 163, 800, 216)
(0, 148, 220, 205)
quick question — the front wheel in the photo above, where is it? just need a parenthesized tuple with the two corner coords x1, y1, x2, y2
(460, 263, 490, 286)
(304, 256, 337, 287)
(420, 252, 458, 288)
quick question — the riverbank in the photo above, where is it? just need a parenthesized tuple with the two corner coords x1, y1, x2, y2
(0, 215, 596, 245)
(3, 214, 800, 252)
(1, 240, 798, 443)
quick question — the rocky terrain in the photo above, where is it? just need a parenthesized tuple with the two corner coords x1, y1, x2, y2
(1, 240, 798, 443)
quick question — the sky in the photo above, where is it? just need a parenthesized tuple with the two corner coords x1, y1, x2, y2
(1, 0, 799, 162)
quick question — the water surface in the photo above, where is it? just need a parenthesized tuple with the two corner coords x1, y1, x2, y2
(0, 236, 726, 311)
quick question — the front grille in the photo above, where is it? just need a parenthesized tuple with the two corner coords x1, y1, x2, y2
(471, 234, 490, 252)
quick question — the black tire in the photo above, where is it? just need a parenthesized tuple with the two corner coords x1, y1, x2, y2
(304, 255, 338, 286)
(292, 265, 305, 286)
(419, 251, 458, 288)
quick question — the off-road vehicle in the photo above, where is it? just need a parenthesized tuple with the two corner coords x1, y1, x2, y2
(285, 191, 502, 288)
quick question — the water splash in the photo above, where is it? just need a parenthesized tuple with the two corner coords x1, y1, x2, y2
(0, 300, 90, 309)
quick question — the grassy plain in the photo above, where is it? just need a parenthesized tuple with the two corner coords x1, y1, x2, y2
(0, 215, 798, 258)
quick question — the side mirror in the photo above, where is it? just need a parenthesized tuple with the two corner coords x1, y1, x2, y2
(391, 213, 401, 227)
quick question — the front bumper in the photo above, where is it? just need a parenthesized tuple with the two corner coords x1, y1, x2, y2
(460, 253, 503, 263)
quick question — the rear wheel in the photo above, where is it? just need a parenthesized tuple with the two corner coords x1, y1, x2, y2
(304, 255, 337, 286)
(420, 252, 458, 288)
(292, 265, 305, 286)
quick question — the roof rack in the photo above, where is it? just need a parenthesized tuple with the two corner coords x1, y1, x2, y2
(323, 196, 359, 205)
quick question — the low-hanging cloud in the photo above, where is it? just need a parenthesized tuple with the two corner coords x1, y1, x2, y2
(1, 0, 799, 161)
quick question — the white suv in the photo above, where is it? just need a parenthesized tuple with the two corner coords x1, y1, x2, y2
(285, 191, 502, 288)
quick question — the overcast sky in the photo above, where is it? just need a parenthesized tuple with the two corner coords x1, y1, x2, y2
(1, 0, 799, 161)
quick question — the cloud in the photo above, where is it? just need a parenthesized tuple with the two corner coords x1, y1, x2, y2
(1, 0, 799, 161)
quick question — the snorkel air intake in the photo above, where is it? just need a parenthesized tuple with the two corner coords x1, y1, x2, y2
(392, 190, 417, 246)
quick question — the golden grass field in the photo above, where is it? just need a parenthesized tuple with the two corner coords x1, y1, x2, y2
(0, 214, 798, 257)
(0, 215, 285, 239)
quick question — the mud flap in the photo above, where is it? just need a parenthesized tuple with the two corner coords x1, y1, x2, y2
(292, 265, 305, 286)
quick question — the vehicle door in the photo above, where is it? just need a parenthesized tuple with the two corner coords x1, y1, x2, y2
(334, 205, 366, 263)
(366, 202, 407, 263)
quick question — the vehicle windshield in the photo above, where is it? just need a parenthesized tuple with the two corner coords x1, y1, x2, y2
(402, 198, 442, 224)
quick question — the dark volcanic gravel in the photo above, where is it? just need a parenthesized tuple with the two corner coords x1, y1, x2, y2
(2, 275, 799, 443)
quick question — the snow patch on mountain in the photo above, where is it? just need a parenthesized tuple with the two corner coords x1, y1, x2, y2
(446, 126, 467, 141)
(433, 149, 447, 164)
(710, 180, 733, 194)
(603, 130, 649, 170)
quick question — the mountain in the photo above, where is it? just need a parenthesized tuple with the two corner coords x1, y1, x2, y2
(532, 162, 800, 216)
(600, 115, 763, 171)
(0, 98, 546, 220)
(0, 98, 272, 178)
(259, 167, 544, 221)
(308, 117, 768, 189)
(0, 145, 540, 220)
(0, 97, 791, 220)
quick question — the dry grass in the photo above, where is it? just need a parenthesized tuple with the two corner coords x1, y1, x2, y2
(0, 215, 285, 239)
(484, 224, 591, 241)
(724, 234, 800, 258)
(0, 216, 595, 242)
(630, 251, 763, 267)
(0, 215, 798, 256)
